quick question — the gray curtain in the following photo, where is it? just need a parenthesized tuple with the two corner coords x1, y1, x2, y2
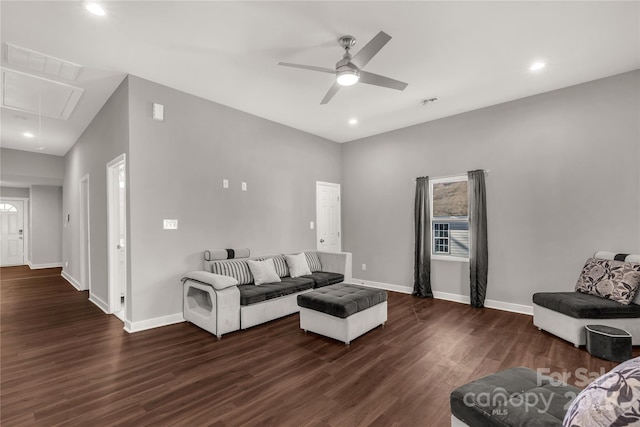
(413, 176, 433, 298)
(468, 170, 488, 308)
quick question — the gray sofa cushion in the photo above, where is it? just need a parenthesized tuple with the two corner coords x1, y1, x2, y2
(238, 277, 314, 306)
(305, 251, 322, 272)
(302, 271, 344, 288)
(297, 283, 387, 318)
(533, 292, 640, 319)
(210, 259, 253, 285)
(450, 367, 580, 426)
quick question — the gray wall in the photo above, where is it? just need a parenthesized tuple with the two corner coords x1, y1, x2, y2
(127, 76, 342, 322)
(30, 185, 63, 266)
(342, 70, 640, 307)
(0, 186, 29, 198)
(63, 78, 129, 304)
(0, 148, 64, 186)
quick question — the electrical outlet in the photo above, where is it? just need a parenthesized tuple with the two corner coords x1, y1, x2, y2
(64, 261, 69, 268)
(362, 263, 367, 271)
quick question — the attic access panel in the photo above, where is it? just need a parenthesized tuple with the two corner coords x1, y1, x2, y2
(1, 68, 84, 120)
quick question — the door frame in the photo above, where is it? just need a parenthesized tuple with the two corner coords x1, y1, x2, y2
(106, 154, 127, 318)
(315, 181, 341, 252)
(0, 197, 29, 267)
(79, 174, 91, 292)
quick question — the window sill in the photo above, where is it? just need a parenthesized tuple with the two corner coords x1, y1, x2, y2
(432, 255, 469, 263)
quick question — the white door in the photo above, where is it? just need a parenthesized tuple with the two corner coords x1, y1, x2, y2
(117, 163, 126, 297)
(0, 200, 25, 266)
(107, 154, 127, 318)
(316, 182, 341, 252)
(79, 175, 91, 291)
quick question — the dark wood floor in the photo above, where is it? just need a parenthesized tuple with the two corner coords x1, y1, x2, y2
(2, 266, 637, 426)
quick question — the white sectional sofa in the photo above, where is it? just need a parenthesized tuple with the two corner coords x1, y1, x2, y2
(182, 250, 352, 338)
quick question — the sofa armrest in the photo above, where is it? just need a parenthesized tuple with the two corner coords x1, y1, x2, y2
(315, 251, 352, 284)
(183, 279, 240, 338)
(182, 271, 238, 290)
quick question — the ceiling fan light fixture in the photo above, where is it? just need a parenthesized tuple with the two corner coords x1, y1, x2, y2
(336, 69, 359, 86)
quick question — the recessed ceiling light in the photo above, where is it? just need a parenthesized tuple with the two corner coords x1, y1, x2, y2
(23, 132, 35, 138)
(348, 118, 358, 125)
(85, 3, 106, 16)
(530, 61, 546, 71)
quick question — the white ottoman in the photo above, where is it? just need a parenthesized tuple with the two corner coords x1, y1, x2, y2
(297, 283, 387, 345)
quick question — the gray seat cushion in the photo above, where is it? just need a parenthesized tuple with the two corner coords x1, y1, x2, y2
(297, 283, 387, 318)
(450, 367, 581, 426)
(302, 271, 344, 288)
(533, 292, 640, 319)
(238, 277, 314, 306)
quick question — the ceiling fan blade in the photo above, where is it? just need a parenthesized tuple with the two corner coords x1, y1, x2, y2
(320, 82, 341, 104)
(349, 31, 392, 69)
(278, 62, 336, 74)
(358, 71, 408, 91)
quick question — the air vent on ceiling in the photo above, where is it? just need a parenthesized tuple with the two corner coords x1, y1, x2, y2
(1, 69, 84, 120)
(4, 43, 82, 81)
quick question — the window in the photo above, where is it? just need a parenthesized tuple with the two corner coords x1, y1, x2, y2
(430, 176, 469, 260)
(433, 223, 450, 254)
(0, 203, 17, 213)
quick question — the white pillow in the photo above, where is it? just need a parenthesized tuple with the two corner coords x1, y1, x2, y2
(285, 253, 311, 278)
(182, 271, 238, 290)
(247, 258, 281, 285)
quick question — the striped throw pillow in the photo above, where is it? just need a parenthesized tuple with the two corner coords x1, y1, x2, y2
(271, 255, 290, 278)
(305, 252, 322, 272)
(210, 260, 253, 285)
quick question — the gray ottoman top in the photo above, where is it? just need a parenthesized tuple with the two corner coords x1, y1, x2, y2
(297, 283, 387, 319)
(450, 367, 580, 426)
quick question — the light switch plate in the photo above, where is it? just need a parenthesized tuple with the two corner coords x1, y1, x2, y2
(163, 219, 178, 230)
(310, 221, 314, 230)
(223, 179, 229, 189)
(152, 103, 164, 121)
(242, 182, 247, 191)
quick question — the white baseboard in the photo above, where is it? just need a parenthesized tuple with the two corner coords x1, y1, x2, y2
(124, 312, 184, 333)
(485, 299, 533, 316)
(352, 278, 412, 294)
(432, 290, 469, 304)
(61, 270, 83, 291)
(89, 293, 109, 314)
(29, 261, 63, 269)
(352, 278, 533, 316)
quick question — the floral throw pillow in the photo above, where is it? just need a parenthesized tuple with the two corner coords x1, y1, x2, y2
(575, 258, 640, 305)
(563, 357, 640, 426)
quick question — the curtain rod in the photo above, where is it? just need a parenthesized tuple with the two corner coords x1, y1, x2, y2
(413, 170, 490, 182)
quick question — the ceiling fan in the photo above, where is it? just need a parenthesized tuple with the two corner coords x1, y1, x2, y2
(279, 31, 408, 104)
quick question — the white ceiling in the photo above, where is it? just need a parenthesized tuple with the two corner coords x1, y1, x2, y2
(1, 1, 638, 156)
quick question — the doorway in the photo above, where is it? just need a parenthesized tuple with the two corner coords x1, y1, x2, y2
(316, 181, 341, 252)
(79, 175, 91, 291)
(107, 154, 127, 321)
(0, 198, 28, 266)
